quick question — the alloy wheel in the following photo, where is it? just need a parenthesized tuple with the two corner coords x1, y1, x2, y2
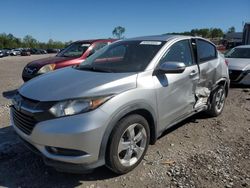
(117, 123, 147, 167)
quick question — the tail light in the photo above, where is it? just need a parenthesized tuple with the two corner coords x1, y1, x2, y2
(225, 60, 229, 66)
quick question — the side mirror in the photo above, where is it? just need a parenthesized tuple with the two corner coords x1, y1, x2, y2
(154, 62, 186, 75)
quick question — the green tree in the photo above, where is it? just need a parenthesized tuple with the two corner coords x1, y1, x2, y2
(65, 40, 73, 46)
(0, 33, 67, 49)
(0, 33, 20, 48)
(23, 35, 38, 48)
(190, 29, 199, 36)
(46, 39, 65, 49)
(112, 26, 125, 39)
(47, 39, 54, 49)
(227, 26, 236, 33)
(198, 28, 210, 38)
(210, 28, 224, 38)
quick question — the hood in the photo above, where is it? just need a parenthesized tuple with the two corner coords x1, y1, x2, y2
(28, 56, 76, 68)
(18, 67, 137, 101)
(227, 58, 250, 71)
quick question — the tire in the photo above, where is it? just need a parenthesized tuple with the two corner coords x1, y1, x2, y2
(206, 85, 226, 117)
(106, 114, 150, 174)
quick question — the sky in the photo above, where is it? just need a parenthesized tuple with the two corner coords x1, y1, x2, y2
(0, 0, 250, 42)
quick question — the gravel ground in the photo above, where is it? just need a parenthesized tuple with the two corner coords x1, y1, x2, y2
(0, 55, 249, 188)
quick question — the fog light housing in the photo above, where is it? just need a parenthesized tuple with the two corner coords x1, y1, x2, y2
(45, 146, 87, 157)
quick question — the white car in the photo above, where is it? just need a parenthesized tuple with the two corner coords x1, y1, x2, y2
(10, 49, 21, 56)
(226, 45, 250, 85)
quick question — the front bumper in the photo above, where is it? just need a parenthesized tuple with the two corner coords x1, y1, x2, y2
(229, 69, 250, 85)
(22, 71, 38, 82)
(11, 107, 110, 170)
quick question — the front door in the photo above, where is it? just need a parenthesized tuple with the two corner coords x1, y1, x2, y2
(153, 39, 199, 131)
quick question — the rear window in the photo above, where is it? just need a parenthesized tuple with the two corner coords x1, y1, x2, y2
(197, 39, 217, 62)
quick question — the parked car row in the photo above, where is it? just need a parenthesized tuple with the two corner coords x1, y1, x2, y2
(8, 35, 234, 175)
(0, 48, 21, 57)
(0, 50, 7, 57)
(0, 48, 61, 58)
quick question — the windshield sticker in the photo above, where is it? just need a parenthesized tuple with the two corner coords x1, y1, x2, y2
(140, 41, 162, 45)
(81, 44, 91, 47)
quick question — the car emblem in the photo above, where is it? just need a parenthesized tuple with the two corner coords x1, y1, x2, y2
(12, 95, 22, 111)
(25, 67, 37, 74)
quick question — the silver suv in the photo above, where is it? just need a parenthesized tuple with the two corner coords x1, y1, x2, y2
(11, 35, 229, 174)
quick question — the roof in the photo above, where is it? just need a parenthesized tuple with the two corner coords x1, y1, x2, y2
(225, 32, 243, 40)
(128, 34, 190, 41)
(74, 39, 116, 43)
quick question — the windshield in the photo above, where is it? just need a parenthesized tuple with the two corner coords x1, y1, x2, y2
(77, 40, 165, 73)
(57, 42, 91, 58)
(225, 47, 250, 59)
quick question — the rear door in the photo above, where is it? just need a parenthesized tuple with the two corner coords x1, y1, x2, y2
(154, 39, 199, 130)
(196, 39, 219, 89)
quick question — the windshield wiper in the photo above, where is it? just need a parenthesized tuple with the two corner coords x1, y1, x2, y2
(78, 65, 114, 73)
(62, 55, 75, 57)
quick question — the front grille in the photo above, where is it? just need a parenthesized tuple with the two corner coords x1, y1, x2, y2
(21, 95, 40, 108)
(12, 107, 37, 135)
(229, 70, 242, 81)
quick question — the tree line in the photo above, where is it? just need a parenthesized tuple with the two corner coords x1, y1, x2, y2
(0, 26, 236, 49)
(0, 33, 70, 49)
(167, 26, 236, 38)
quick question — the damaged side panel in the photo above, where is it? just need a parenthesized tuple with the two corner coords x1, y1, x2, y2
(192, 39, 223, 110)
(193, 87, 210, 109)
(155, 38, 226, 133)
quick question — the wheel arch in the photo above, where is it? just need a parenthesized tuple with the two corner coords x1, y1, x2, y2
(215, 78, 229, 97)
(98, 103, 158, 163)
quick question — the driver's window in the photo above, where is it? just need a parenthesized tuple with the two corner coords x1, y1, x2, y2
(159, 40, 193, 66)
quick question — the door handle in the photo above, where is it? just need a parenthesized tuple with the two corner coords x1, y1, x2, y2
(189, 70, 198, 77)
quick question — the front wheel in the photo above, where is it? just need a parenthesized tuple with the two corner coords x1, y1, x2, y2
(206, 85, 226, 117)
(106, 114, 150, 174)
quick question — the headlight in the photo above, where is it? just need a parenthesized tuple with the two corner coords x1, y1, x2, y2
(49, 96, 112, 117)
(37, 64, 56, 74)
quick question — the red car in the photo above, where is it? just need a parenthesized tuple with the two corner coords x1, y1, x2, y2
(22, 39, 116, 81)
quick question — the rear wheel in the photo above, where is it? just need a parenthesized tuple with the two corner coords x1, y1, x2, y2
(106, 114, 150, 174)
(206, 85, 226, 117)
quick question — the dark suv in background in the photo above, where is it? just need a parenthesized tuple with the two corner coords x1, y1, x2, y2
(22, 39, 116, 81)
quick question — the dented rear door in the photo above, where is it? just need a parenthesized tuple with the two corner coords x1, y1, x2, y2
(192, 39, 219, 108)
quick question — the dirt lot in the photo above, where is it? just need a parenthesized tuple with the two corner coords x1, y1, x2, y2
(0, 55, 249, 188)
